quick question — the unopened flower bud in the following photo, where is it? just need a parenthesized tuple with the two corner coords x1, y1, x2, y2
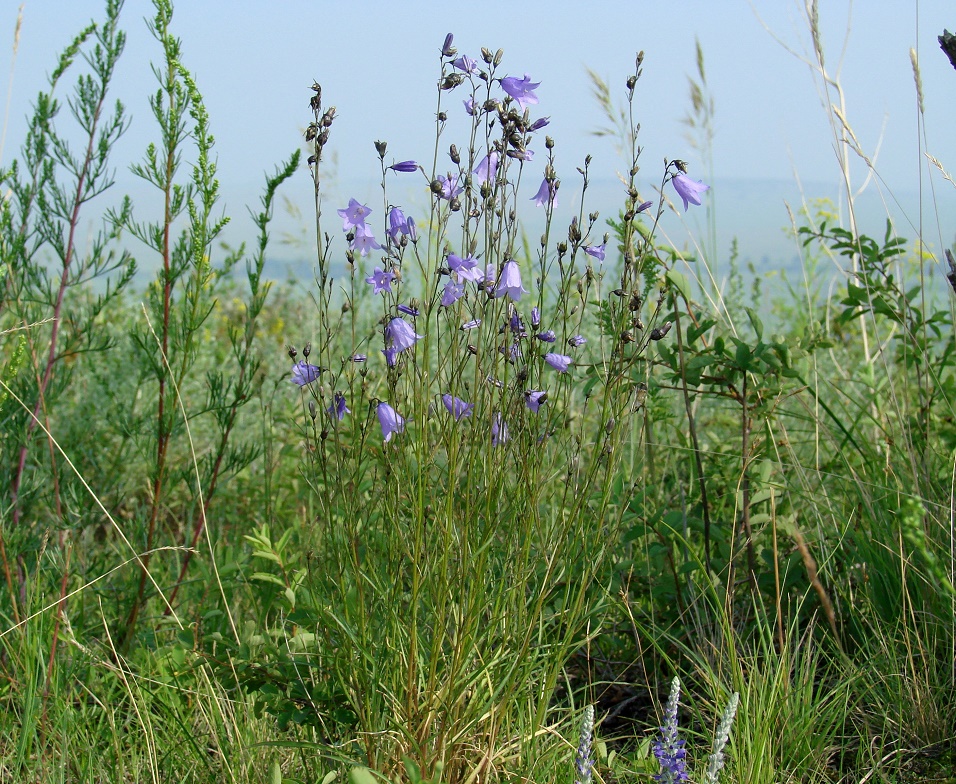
(545, 135, 554, 149)
(441, 33, 455, 57)
(303, 342, 311, 358)
(441, 73, 465, 90)
(449, 144, 460, 164)
(438, 111, 448, 122)
(287, 345, 297, 360)
(374, 140, 387, 158)
(494, 48, 504, 66)
(481, 46, 494, 64)
(650, 321, 673, 340)
(308, 400, 317, 420)
(626, 75, 637, 91)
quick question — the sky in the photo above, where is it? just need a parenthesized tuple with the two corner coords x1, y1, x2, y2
(2, 0, 955, 273)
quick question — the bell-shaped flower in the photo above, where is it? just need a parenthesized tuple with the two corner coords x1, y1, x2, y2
(544, 352, 572, 373)
(386, 317, 424, 352)
(531, 177, 557, 208)
(441, 280, 465, 306)
(365, 266, 395, 294)
(442, 393, 474, 421)
(525, 390, 547, 413)
(501, 74, 540, 110)
(291, 361, 322, 386)
(491, 413, 509, 446)
(493, 259, 529, 302)
(337, 198, 372, 231)
(672, 174, 710, 212)
(474, 151, 499, 185)
(448, 253, 482, 283)
(351, 225, 382, 257)
(377, 402, 405, 442)
(584, 243, 606, 261)
(327, 391, 350, 421)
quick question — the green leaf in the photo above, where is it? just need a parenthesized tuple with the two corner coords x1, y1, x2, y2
(666, 269, 691, 301)
(745, 307, 763, 340)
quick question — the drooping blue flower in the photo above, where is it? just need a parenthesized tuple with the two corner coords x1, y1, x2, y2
(530, 306, 541, 328)
(441, 33, 455, 57)
(531, 177, 557, 207)
(493, 259, 529, 302)
(388, 207, 411, 243)
(544, 352, 572, 372)
(672, 174, 710, 212)
(442, 393, 474, 421)
(382, 347, 398, 367)
(397, 304, 420, 317)
(377, 401, 405, 442)
(291, 361, 322, 386)
(365, 266, 395, 294)
(536, 330, 556, 343)
(351, 354, 367, 363)
(386, 317, 424, 352)
(441, 280, 465, 306)
(327, 391, 350, 421)
(436, 174, 464, 201)
(474, 151, 499, 185)
(568, 334, 587, 347)
(637, 200, 653, 213)
(388, 160, 419, 173)
(460, 319, 481, 331)
(525, 390, 547, 413)
(528, 116, 550, 132)
(584, 243, 606, 261)
(351, 225, 382, 257)
(464, 97, 476, 116)
(448, 253, 482, 283)
(509, 309, 526, 336)
(453, 54, 479, 74)
(337, 198, 372, 231)
(491, 413, 509, 446)
(501, 73, 540, 110)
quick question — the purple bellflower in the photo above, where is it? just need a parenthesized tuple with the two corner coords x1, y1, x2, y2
(464, 97, 476, 116)
(653, 678, 690, 783)
(448, 253, 482, 283)
(493, 259, 529, 302)
(672, 174, 710, 212)
(584, 243, 606, 261)
(474, 151, 499, 185)
(388, 160, 419, 173)
(351, 225, 382, 257)
(377, 402, 405, 442)
(525, 390, 547, 413)
(544, 352, 572, 372)
(530, 306, 541, 328)
(528, 116, 550, 132)
(352, 354, 367, 363)
(365, 266, 395, 294)
(491, 414, 509, 446)
(442, 393, 474, 421)
(397, 304, 420, 317)
(386, 317, 424, 353)
(453, 54, 479, 74)
(337, 198, 371, 231)
(382, 347, 398, 367)
(327, 391, 350, 421)
(387, 207, 410, 243)
(568, 334, 587, 347)
(441, 280, 465, 306)
(461, 319, 481, 331)
(436, 174, 464, 200)
(531, 177, 557, 207)
(637, 200, 653, 213)
(441, 33, 455, 57)
(291, 361, 322, 386)
(536, 330, 556, 343)
(501, 74, 540, 110)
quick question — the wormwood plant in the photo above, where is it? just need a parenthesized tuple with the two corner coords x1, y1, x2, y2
(229, 39, 711, 782)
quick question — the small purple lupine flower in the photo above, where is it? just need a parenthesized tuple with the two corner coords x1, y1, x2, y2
(442, 393, 474, 421)
(653, 677, 690, 783)
(544, 352, 572, 372)
(672, 174, 710, 212)
(525, 390, 547, 413)
(291, 361, 322, 386)
(327, 391, 350, 421)
(464, 97, 476, 116)
(491, 413, 509, 446)
(351, 225, 382, 257)
(460, 319, 481, 331)
(493, 259, 529, 302)
(365, 266, 395, 294)
(377, 401, 405, 442)
(387, 207, 410, 243)
(637, 200, 653, 213)
(436, 174, 463, 200)
(337, 198, 372, 231)
(397, 304, 420, 317)
(531, 177, 557, 207)
(528, 116, 550, 132)
(448, 253, 482, 283)
(351, 354, 367, 363)
(574, 705, 595, 784)
(441, 33, 455, 57)
(536, 330, 556, 343)
(473, 151, 498, 185)
(388, 160, 419, 173)
(386, 317, 423, 352)
(584, 243, 606, 261)
(568, 335, 587, 347)
(452, 54, 478, 74)
(500, 73, 540, 110)
(530, 306, 541, 328)
(441, 280, 465, 306)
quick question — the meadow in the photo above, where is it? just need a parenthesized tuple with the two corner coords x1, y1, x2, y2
(1, 1, 955, 782)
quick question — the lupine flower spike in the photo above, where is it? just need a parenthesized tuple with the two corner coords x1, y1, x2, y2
(574, 705, 595, 784)
(653, 677, 689, 783)
(702, 692, 739, 784)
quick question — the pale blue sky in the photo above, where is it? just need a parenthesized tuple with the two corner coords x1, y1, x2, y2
(2, 1, 955, 268)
